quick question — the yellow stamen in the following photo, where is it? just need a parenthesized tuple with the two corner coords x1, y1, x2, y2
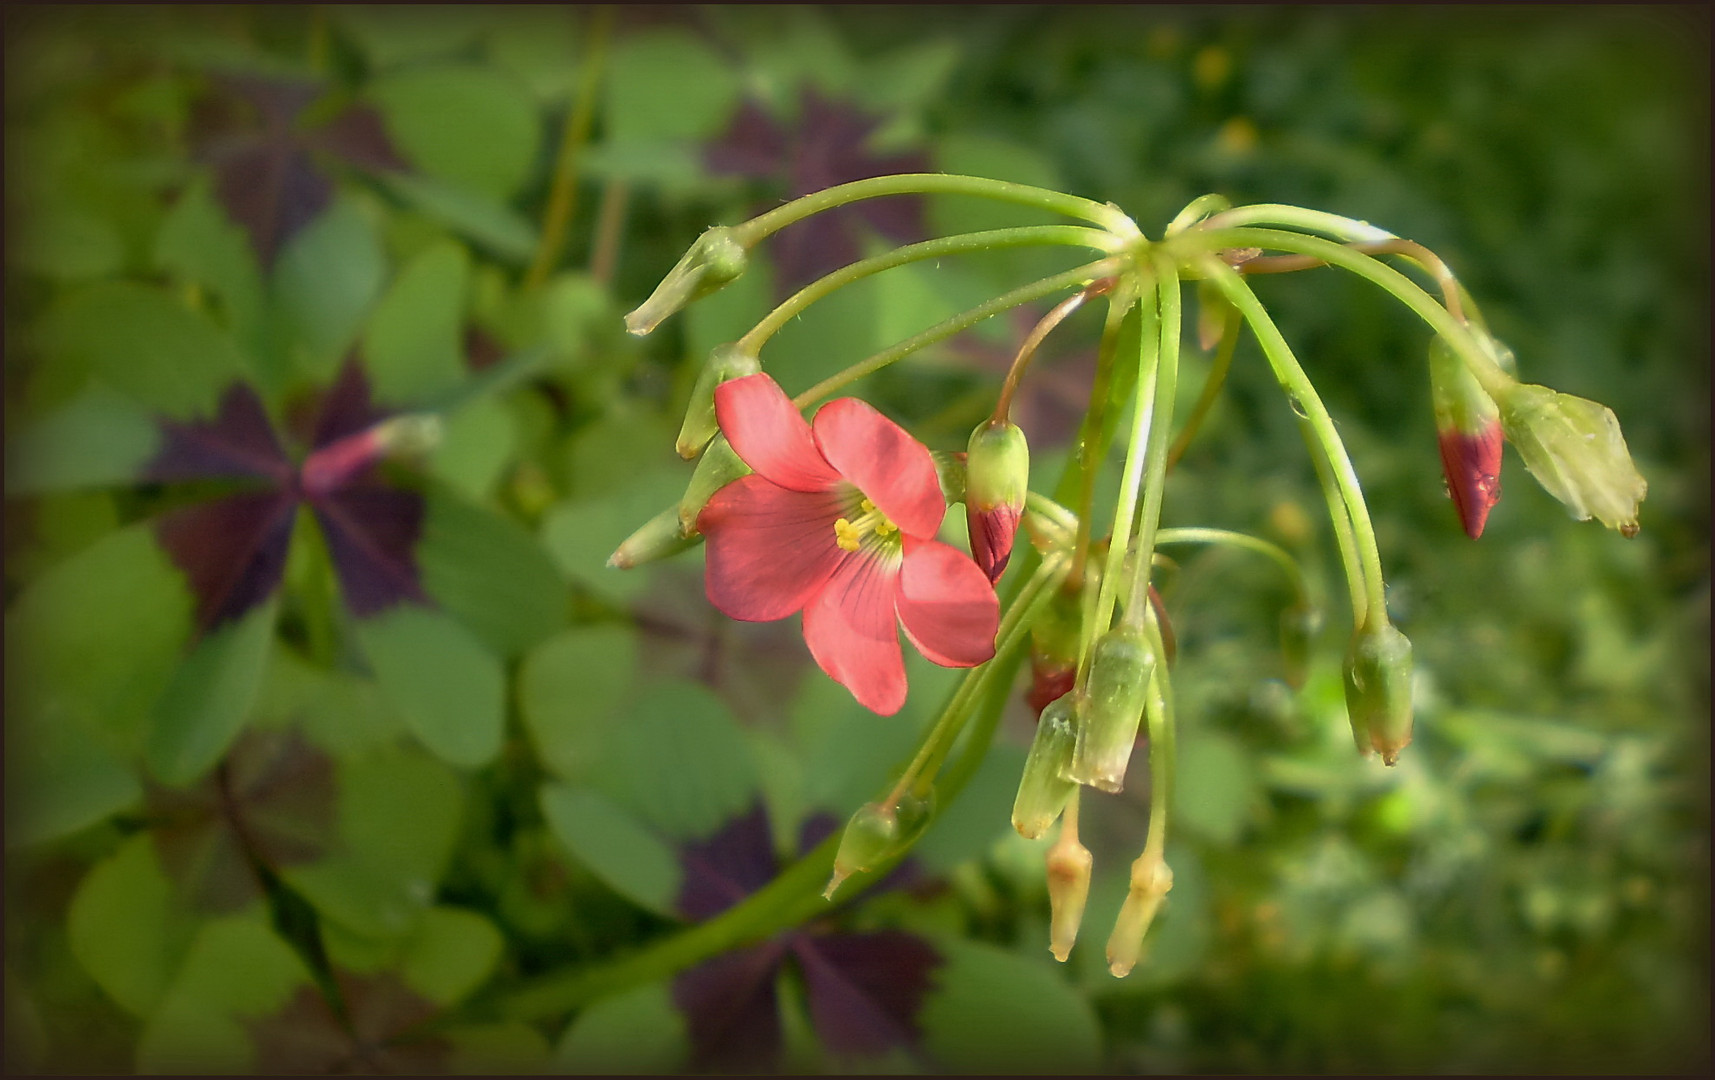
(832, 496, 898, 552)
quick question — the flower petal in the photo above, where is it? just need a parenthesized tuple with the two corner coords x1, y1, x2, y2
(811, 398, 945, 538)
(802, 550, 908, 716)
(895, 537, 999, 669)
(699, 475, 846, 622)
(714, 374, 842, 493)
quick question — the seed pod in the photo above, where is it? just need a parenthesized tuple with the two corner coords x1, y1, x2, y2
(625, 226, 749, 336)
(1012, 694, 1079, 839)
(1497, 382, 1646, 538)
(1069, 626, 1156, 793)
(1342, 620, 1414, 765)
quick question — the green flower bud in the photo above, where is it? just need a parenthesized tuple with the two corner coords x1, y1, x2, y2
(965, 420, 1031, 583)
(678, 436, 752, 536)
(1497, 382, 1647, 537)
(1012, 694, 1079, 840)
(608, 504, 701, 569)
(822, 791, 933, 900)
(1342, 620, 1414, 765)
(1106, 852, 1173, 978)
(1045, 830, 1093, 963)
(676, 343, 762, 459)
(624, 226, 749, 337)
(1069, 626, 1156, 793)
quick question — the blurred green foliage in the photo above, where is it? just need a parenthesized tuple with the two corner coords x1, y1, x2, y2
(5, 5, 1707, 1074)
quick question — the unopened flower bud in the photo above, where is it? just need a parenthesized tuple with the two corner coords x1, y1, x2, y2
(1342, 620, 1414, 765)
(608, 504, 700, 569)
(1278, 602, 1321, 690)
(676, 344, 762, 459)
(624, 226, 749, 337)
(681, 436, 752, 536)
(1045, 829, 1093, 963)
(1069, 626, 1156, 793)
(822, 790, 933, 900)
(1106, 852, 1173, 977)
(1497, 382, 1647, 537)
(1429, 336, 1504, 538)
(964, 420, 1031, 583)
(1012, 694, 1079, 839)
(300, 413, 443, 495)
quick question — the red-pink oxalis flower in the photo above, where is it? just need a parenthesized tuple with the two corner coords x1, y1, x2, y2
(697, 374, 1000, 715)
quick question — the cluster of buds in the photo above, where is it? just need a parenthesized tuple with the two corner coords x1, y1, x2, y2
(609, 174, 1647, 985)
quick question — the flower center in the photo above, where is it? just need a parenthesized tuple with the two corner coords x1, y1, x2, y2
(833, 497, 898, 552)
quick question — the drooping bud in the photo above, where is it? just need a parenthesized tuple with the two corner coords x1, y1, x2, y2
(300, 413, 443, 496)
(1106, 852, 1173, 977)
(624, 226, 749, 337)
(609, 504, 701, 569)
(822, 790, 933, 900)
(680, 436, 751, 536)
(1496, 382, 1647, 537)
(676, 343, 762, 459)
(1069, 626, 1156, 793)
(1342, 620, 1414, 765)
(1012, 694, 1079, 840)
(964, 420, 1031, 583)
(1278, 602, 1321, 690)
(1045, 828, 1093, 963)
(1429, 336, 1504, 538)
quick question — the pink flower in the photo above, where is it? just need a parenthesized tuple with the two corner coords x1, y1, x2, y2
(697, 374, 1000, 715)
(1437, 422, 1503, 539)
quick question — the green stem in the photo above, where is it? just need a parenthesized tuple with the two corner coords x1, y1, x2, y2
(1117, 257, 1182, 633)
(1140, 611, 1176, 860)
(1062, 278, 1139, 583)
(992, 284, 1102, 424)
(1154, 527, 1313, 605)
(524, 5, 613, 290)
(741, 227, 1121, 355)
(731, 174, 1140, 246)
(1304, 431, 1366, 627)
(1201, 259, 1387, 629)
(1185, 227, 1512, 397)
(791, 257, 1124, 408)
(1086, 280, 1161, 671)
(1163, 192, 1233, 238)
(1197, 204, 1396, 245)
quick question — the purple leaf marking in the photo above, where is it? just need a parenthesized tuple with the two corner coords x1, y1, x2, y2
(792, 931, 942, 1060)
(154, 490, 298, 635)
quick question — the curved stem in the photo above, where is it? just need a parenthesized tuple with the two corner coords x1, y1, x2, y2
(1237, 238, 1465, 324)
(1154, 527, 1313, 604)
(1085, 281, 1161, 672)
(992, 281, 1106, 423)
(1201, 259, 1388, 629)
(524, 5, 614, 289)
(1115, 258, 1182, 634)
(730, 174, 1140, 245)
(1197, 204, 1397, 244)
(1305, 436, 1367, 628)
(741, 226, 1120, 355)
(1164, 192, 1233, 238)
(1185, 227, 1512, 397)
(1064, 279, 1138, 583)
(791, 257, 1124, 409)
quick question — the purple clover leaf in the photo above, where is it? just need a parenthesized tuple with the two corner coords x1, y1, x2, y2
(668, 804, 944, 1072)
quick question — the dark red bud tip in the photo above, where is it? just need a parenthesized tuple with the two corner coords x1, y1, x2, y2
(1027, 651, 1078, 717)
(1437, 421, 1504, 539)
(968, 504, 1022, 584)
